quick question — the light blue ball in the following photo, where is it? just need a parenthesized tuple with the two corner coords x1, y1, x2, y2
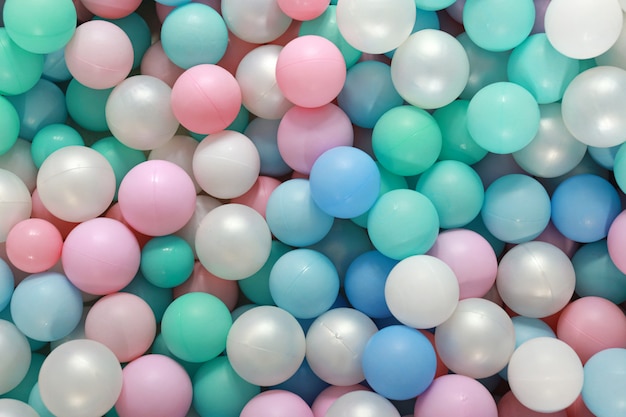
(269, 249, 340, 319)
(588, 144, 620, 170)
(572, 240, 626, 304)
(244, 118, 292, 178)
(272, 359, 329, 405)
(481, 174, 551, 244)
(0, 258, 14, 312)
(457, 32, 510, 100)
(10, 272, 82, 342)
(41, 48, 71, 83)
(582, 348, 626, 417)
(499, 316, 555, 380)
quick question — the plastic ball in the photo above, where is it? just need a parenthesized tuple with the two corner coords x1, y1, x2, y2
(277, 0, 328, 21)
(118, 160, 197, 237)
(139, 40, 185, 88)
(391, 29, 469, 109)
(226, 305, 306, 386)
(481, 174, 551, 243)
(99, 13, 151, 70)
(551, 174, 621, 243)
(173, 194, 221, 257)
(161, 3, 228, 69)
(30, 124, 84, 169)
(573, 240, 626, 304)
(140, 235, 194, 289)
(105, 75, 179, 151)
(277, 103, 353, 174)
(335, 0, 416, 54)
(80, 0, 141, 19)
(64, 20, 133, 89)
(0, 319, 31, 395)
(372, 105, 442, 177)
(344, 250, 396, 319)
(240, 122, 289, 178)
(435, 298, 516, 379)
(221, 0, 292, 44)
(62, 217, 141, 295)
(173, 261, 239, 311)
(497, 241, 576, 318)
(463, 0, 535, 52)
(582, 348, 626, 417)
(93, 136, 148, 200)
(311, 385, 370, 417)
(0, 169, 32, 242)
(276, 35, 346, 108)
(171, 64, 242, 134)
(508, 337, 583, 413)
(561, 66, 626, 148)
(309, 146, 380, 219)
(498, 390, 568, 417)
(413, 374, 498, 417)
(467, 82, 541, 154)
(148, 135, 201, 193)
(596, 11, 626, 69)
(0, 258, 13, 312)
(433, 99, 488, 164)
(0, 399, 39, 417)
(192, 130, 260, 199)
(0, 28, 44, 96)
(367, 189, 440, 260)
(269, 248, 339, 319)
(121, 273, 173, 323)
(115, 354, 192, 417)
(0, 140, 36, 195)
(545, 0, 623, 59)
(236, 44, 293, 119)
(38, 339, 123, 417)
(325, 390, 400, 417)
(2, 0, 76, 54)
(64, 79, 112, 132)
(240, 390, 312, 417)
(385, 255, 459, 329)
(36, 146, 115, 223)
(608, 210, 626, 274)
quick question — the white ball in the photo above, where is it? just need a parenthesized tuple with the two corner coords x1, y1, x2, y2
(221, 0, 292, 44)
(175, 194, 221, 258)
(596, 13, 626, 69)
(0, 139, 37, 193)
(0, 399, 39, 417)
(325, 390, 400, 417)
(0, 168, 31, 242)
(0, 320, 30, 395)
(385, 255, 459, 329)
(508, 337, 584, 413)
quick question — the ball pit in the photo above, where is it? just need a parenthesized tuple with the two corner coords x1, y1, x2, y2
(1, 1, 626, 416)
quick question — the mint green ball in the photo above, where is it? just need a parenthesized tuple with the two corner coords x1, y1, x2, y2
(140, 235, 195, 289)
(0, 95, 20, 156)
(65, 79, 112, 132)
(433, 100, 488, 165)
(161, 292, 233, 363)
(31, 124, 84, 168)
(0, 28, 44, 96)
(238, 240, 291, 306)
(91, 136, 146, 200)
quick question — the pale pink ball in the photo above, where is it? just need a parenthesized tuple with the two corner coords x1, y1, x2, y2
(311, 385, 370, 417)
(62, 217, 141, 295)
(6, 218, 63, 273)
(85, 292, 156, 363)
(277, 0, 329, 21)
(140, 41, 186, 88)
(118, 160, 197, 237)
(173, 261, 239, 311)
(171, 64, 242, 135)
(276, 35, 346, 108)
(80, 0, 142, 19)
(115, 354, 193, 417)
(64, 20, 134, 89)
(231, 176, 281, 218)
(607, 210, 626, 273)
(240, 390, 313, 417)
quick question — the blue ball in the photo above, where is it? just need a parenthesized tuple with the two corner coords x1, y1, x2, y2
(588, 144, 620, 170)
(266, 179, 335, 247)
(551, 174, 622, 243)
(244, 118, 292, 177)
(362, 325, 437, 400)
(269, 249, 340, 319)
(344, 250, 397, 319)
(310, 146, 381, 219)
(0, 258, 14, 312)
(481, 174, 551, 244)
(582, 348, 626, 417)
(572, 240, 626, 304)
(10, 272, 82, 342)
(271, 359, 329, 405)
(42, 48, 71, 83)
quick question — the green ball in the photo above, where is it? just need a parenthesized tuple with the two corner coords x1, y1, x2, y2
(0, 28, 44, 96)
(367, 189, 440, 260)
(433, 100, 488, 165)
(3, 0, 77, 54)
(372, 105, 442, 177)
(161, 292, 233, 363)
(91, 136, 146, 200)
(140, 235, 195, 289)
(0, 95, 20, 156)
(65, 78, 113, 132)
(238, 240, 290, 306)
(193, 356, 260, 417)
(30, 124, 84, 168)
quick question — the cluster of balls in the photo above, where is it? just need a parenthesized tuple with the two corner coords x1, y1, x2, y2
(1, 0, 626, 416)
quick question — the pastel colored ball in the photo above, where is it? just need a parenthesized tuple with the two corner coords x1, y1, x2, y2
(221, 0, 293, 44)
(148, 135, 201, 194)
(608, 210, 626, 274)
(64, 20, 134, 89)
(0, 320, 31, 395)
(0, 259, 13, 312)
(237, 239, 289, 306)
(325, 390, 400, 417)
(311, 385, 370, 417)
(139, 40, 186, 88)
(277, 0, 328, 21)
(0, 168, 32, 243)
(0, 28, 44, 96)
(573, 240, 626, 304)
(141, 235, 194, 289)
(5, 218, 62, 273)
(240, 390, 313, 417)
(30, 124, 84, 169)
(231, 175, 281, 219)
(80, 0, 142, 19)
(433, 99, 487, 165)
(171, 64, 242, 134)
(497, 241, 576, 318)
(0, 96, 19, 159)
(121, 273, 173, 323)
(243, 118, 292, 177)
(0, 399, 39, 417)
(498, 390, 567, 417)
(36, 146, 116, 223)
(62, 217, 141, 295)
(118, 160, 197, 237)
(582, 348, 626, 417)
(64, 79, 112, 132)
(276, 35, 346, 108)
(115, 354, 192, 417)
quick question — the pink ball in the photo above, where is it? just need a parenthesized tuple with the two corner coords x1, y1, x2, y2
(85, 292, 156, 363)
(556, 296, 626, 364)
(276, 35, 346, 108)
(5, 218, 63, 274)
(240, 390, 314, 417)
(607, 210, 626, 273)
(62, 217, 140, 295)
(80, 0, 142, 19)
(173, 261, 239, 311)
(64, 20, 134, 89)
(277, 0, 329, 21)
(140, 41, 186, 88)
(498, 390, 567, 417)
(104, 203, 152, 249)
(115, 354, 193, 417)
(277, 103, 353, 174)
(171, 64, 242, 134)
(311, 385, 370, 417)
(231, 176, 281, 218)
(427, 229, 498, 299)
(118, 160, 197, 237)
(413, 374, 498, 417)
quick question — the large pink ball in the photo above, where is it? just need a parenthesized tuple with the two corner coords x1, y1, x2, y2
(80, 0, 142, 19)
(276, 35, 346, 108)
(171, 64, 242, 134)
(118, 160, 197, 237)
(62, 217, 141, 295)
(240, 390, 313, 417)
(115, 354, 193, 417)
